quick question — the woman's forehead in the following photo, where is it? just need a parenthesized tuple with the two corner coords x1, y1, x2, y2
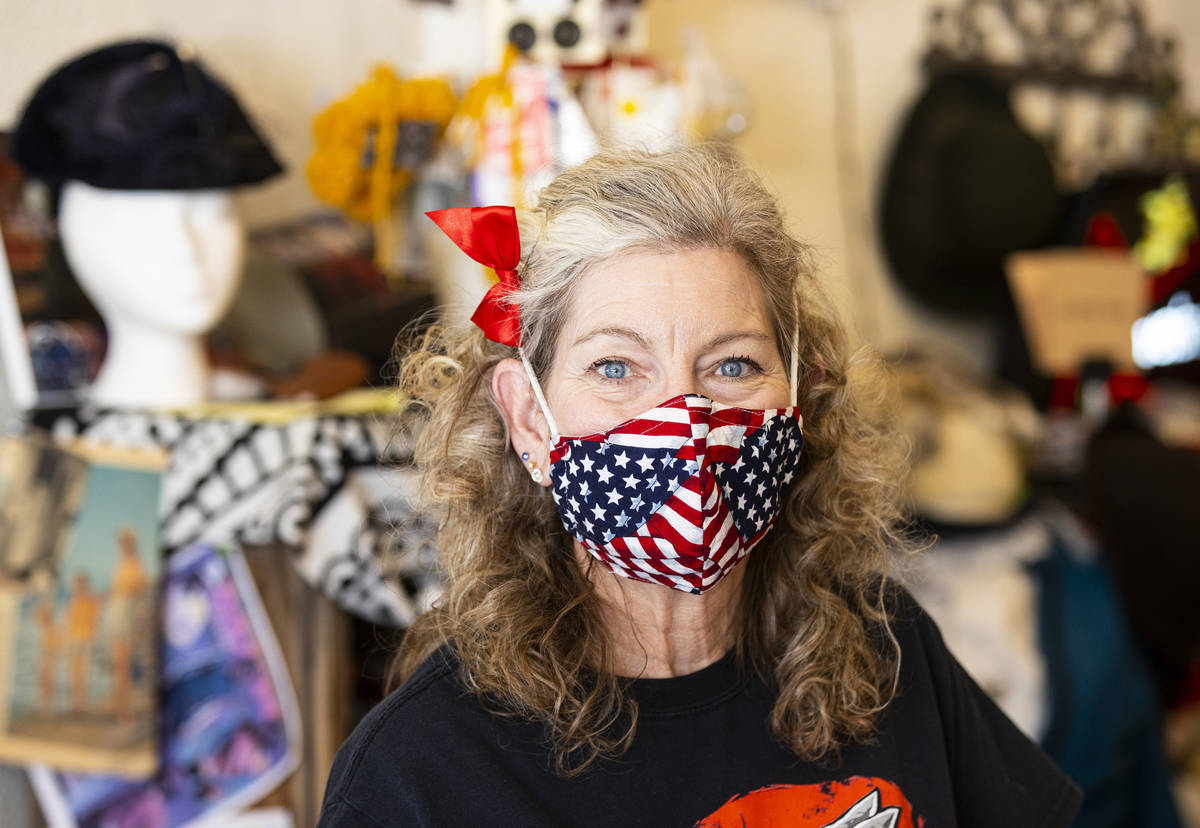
(559, 248, 774, 349)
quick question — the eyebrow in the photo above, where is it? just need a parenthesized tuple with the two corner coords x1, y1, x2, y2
(572, 326, 771, 351)
(572, 326, 651, 349)
(705, 331, 773, 350)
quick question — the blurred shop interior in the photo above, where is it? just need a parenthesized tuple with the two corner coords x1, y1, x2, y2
(0, 0, 1199, 825)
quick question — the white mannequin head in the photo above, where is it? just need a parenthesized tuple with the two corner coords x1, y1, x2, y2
(59, 181, 243, 334)
(58, 181, 244, 407)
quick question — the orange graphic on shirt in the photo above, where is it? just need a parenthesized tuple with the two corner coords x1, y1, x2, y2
(696, 776, 925, 828)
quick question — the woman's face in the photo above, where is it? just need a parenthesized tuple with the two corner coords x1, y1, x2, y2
(543, 247, 790, 437)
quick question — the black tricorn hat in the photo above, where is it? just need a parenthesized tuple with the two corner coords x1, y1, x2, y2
(879, 71, 1063, 315)
(12, 39, 283, 191)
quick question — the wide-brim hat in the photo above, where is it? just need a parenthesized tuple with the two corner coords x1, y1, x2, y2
(12, 39, 283, 191)
(879, 71, 1063, 315)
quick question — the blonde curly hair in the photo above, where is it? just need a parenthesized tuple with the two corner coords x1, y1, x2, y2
(393, 143, 910, 776)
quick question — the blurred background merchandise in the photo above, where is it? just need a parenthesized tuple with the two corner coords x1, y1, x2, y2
(0, 0, 1198, 826)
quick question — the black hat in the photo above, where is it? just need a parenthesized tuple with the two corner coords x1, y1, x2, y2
(12, 39, 283, 191)
(879, 72, 1063, 315)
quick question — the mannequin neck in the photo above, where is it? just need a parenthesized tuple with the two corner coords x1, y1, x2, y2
(90, 318, 209, 409)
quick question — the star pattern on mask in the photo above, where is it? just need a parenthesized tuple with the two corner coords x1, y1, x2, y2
(712, 415, 804, 541)
(551, 440, 694, 545)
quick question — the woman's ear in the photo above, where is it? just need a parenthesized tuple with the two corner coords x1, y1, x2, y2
(492, 357, 553, 486)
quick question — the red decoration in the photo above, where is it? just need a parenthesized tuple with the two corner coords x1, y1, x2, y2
(1083, 212, 1128, 249)
(1150, 237, 1200, 306)
(1047, 372, 1152, 410)
(1107, 372, 1152, 405)
(426, 206, 523, 347)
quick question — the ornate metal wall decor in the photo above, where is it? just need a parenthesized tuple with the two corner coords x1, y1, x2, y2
(921, 0, 1198, 184)
(924, 0, 1177, 96)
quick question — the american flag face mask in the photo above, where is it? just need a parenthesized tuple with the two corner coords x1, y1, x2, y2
(544, 394, 804, 594)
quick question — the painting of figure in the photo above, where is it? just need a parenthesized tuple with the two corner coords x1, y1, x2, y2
(0, 442, 163, 775)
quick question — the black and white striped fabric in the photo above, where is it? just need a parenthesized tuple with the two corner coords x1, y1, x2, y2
(51, 407, 441, 627)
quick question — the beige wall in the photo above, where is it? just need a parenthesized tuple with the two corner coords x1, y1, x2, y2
(2, 0, 1198, 355)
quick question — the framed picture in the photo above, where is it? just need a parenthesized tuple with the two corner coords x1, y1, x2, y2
(0, 438, 165, 774)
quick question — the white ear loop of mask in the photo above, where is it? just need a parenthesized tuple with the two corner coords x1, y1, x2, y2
(519, 317, 799, 447)
(789, 320, 799, 408)
(518, 347, 560, 443)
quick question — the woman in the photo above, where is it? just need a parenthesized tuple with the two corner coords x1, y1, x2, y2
(319, 145, 1080, 827)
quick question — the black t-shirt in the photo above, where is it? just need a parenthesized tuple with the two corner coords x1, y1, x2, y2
(318, 589, 1081, 827)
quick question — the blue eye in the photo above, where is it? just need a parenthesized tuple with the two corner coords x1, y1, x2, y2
(718, 356, 763, 379)
(600, 361, 628, 379)
(719, 360, 746, 377)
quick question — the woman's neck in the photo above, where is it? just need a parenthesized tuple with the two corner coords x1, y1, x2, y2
(581, 544, 744, 678)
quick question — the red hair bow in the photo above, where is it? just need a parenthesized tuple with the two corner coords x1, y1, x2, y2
(426, 205, 523, 347)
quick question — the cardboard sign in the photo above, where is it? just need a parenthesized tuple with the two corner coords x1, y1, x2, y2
(1006, 249, 1144, 375)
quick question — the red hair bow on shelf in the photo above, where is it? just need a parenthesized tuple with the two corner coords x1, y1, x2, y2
(426, 205, 523, 347)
